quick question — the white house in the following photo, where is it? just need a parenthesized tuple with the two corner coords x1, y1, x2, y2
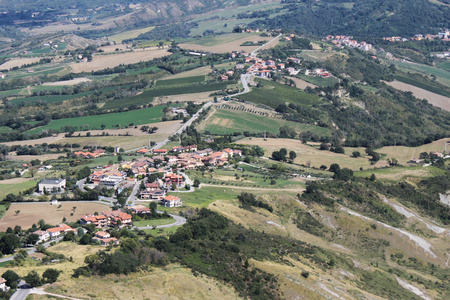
(0, 277, 9, 292)
(34, 230, 50, 242)
(38, 178, 66, 194)
(46, 227, 61, 238)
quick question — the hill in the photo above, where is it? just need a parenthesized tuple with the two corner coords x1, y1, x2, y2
(249, 0, 450, 37)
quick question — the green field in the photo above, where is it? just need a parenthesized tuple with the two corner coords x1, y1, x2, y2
(393, 74, 450, 97)
(0, 180, 38, 200)
(155, 76, 206, 86)
(203, 108, 331, 136)
(435, 61, 450, 71)
(389, 60, 450, 87)
(26, 105, 164, 134)
(296, 74, 340, 87)
(0, 88, 25, 97)
(8, 67, 65, 79)
(103, 82, 228, 109)
(133, 218, 176, 227)
(238, 79, 321, 108)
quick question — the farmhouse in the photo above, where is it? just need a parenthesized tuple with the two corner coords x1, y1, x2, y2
(34, 230, 50, 242)
(153, 149, 167, 155)
(37, 178, 66, 194)
(0, 277, 8, 292)
(161, 195, 182, 207)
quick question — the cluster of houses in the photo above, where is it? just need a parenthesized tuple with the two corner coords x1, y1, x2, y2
(33, 223, 76, 242)
(81, 210, 132, 227)
(324, 35, 372, 51)
(73, 149, 106, 159)
(305, 68, 331, 78)
(383, 30, 450, 42)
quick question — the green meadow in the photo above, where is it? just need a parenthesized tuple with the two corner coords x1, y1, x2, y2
(203, 108, 331, 136)
(26, 105, 165, 134)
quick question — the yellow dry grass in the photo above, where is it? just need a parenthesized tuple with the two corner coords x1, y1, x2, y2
(69, 49, 170, 73)
(42, 259, 239, 300)
(0, 57, 43, 70)
(0, 202, 110, 231)
(7, 153, 63, 162)
(376, 138, 450, 163)
(238, 138, 374, 170)
(179, 35, 279, 54)
(42, 78, 92, 86)
(385, 80, 450, 111)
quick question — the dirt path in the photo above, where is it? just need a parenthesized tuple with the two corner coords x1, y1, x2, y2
(384, 80, 450, 111)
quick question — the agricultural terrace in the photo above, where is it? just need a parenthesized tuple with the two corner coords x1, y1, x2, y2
(0, 202, 110, 231)
(388, 59, 450, 87)
(238, 79, 322, 109)
(102, 79, 228, 109)
(26, 105, 165, 134)
(69, 49, 170, 73)
(238, 138, 384, 170)
(106, 26, 156, 43)
(201, 108, 331, 136)
(179, 33, 279, 54)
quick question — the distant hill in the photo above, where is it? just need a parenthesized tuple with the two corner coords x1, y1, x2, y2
(249, 0, 450, 37)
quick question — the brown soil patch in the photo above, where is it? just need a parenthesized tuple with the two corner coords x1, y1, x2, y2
(0, 57, 44, 70)
(287, 76, 317, 89)
(153, 91, 214, 104)
(384, 80, 450, 111)
(0, 202, 110, 231)
(179, 35, 279, 54)
(42, 78, 92, 86)
(8, 153, 63, 162)
(0, 177, 32, 184)
(69, 49, 170, 73)
(220, 118, 231, 127)
(165, 66, 212, 79)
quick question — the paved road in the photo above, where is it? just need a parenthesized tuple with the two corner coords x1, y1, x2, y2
(76, 178, 86, 191)
(10, 283, 32, 300)
(135, 211, 186, 230)
(250, 34, 282, 56)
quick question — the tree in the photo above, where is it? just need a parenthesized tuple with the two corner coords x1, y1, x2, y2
(24, 270, 41, 287)
(63, 231, 76, 242)
(29, 167, 37, 178)
(15, 210, 20, 215)
(117, 155, 123, 162)
(319, 143, 329, 150)
(38, 219, 46, 229)
(289, 151, 297, 161)
(42, 268, 60, 283)
(13, 225, 21, 234)
(333, 168, 354, 181)
(26, 234, 39, 246)
(2, 270, 19, 289)
(193, 179, 200, 188)
(0, 234, 20, 255)
(352, 151, 361, 158)
(149, 201, 157, 215)
(79, 234, 92, 245)
(329, 163, 340, 173)
(370, 174, 376, 181)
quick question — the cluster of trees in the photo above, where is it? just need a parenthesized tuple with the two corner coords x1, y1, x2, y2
(249, 0, 450, 37)
(271, 148, 297, 162)
(237, 192, 273, 213)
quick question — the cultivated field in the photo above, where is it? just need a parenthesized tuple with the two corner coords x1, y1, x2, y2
(376, 138, 450, 163)
(7, 153, 63, 162)
(164, 66, 213, 79)
(106, 26, 155, 43)
(179, 33, 279, 54)
(0, 202, 110, 231)
(287, 76, 317, 89)
(385, 80, 450, 111)
(69, 49, 170, 73)
(42, 78, 92, 86)
(153, 91, 214, 104)
(0, 57, 44, 70)
(200, 108, 330, 136)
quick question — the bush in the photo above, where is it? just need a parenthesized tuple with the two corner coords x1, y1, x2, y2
(301, 271, 310, 278)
